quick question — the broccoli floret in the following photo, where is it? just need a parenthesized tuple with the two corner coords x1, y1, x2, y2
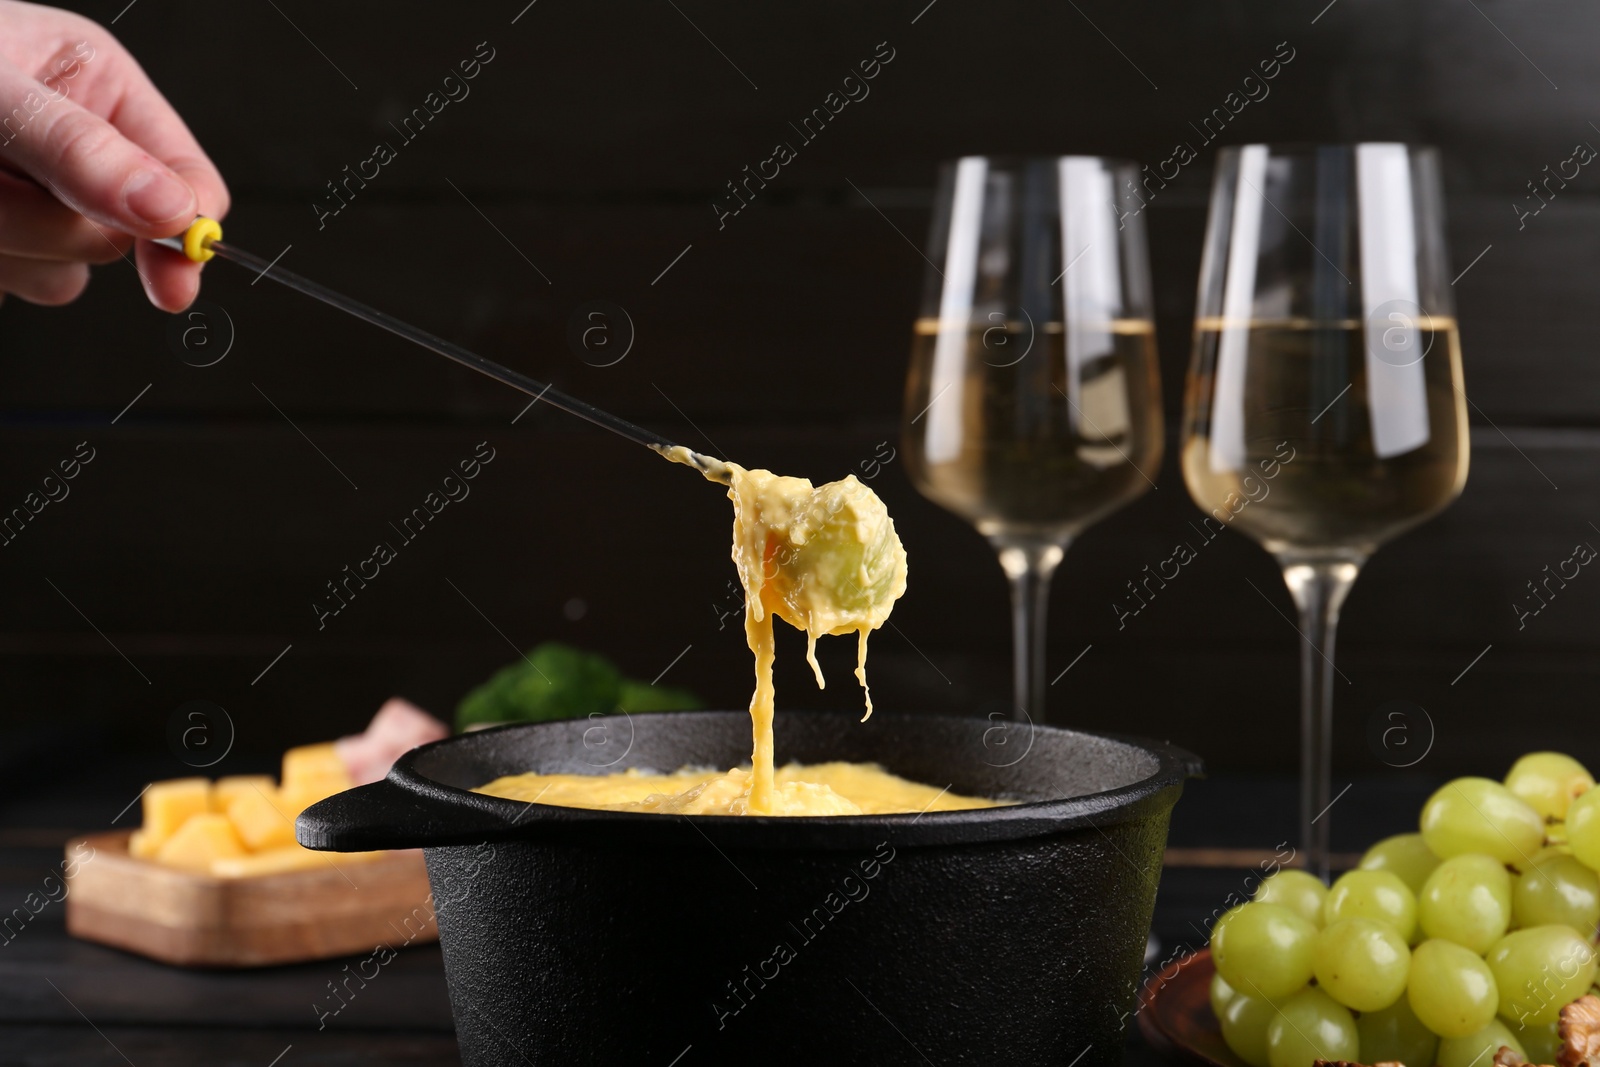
(455, 642, 701, 729)
(617, 679, 701, 713)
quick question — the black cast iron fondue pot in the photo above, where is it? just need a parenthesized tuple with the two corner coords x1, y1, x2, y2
(299, 710, 1200, 1066)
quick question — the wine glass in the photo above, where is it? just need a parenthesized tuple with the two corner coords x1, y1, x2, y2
(1181, 143, 1469, 879)
(902, 156, 1163, 722)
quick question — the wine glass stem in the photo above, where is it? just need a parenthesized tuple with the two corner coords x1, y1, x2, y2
(1280, 557, 1363, 882)
(996, 540, 1067, 723)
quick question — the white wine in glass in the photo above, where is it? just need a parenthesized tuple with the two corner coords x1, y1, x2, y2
(1185, 316, 1467, 551)
(904, 156, 1163, 722)
(1181, 144, 1469, 878)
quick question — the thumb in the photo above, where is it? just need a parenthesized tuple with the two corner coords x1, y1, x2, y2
(0, 64, 196, 238)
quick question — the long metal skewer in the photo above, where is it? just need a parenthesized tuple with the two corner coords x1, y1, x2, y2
(153, 227, 730, 484)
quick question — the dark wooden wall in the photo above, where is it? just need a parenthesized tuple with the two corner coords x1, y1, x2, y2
(3, 0, 1599, 799)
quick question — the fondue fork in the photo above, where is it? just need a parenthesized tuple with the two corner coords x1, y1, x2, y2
(154, 217, 730, 484)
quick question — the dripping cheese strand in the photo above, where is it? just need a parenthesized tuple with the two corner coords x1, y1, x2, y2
(723, 463, 907, 812)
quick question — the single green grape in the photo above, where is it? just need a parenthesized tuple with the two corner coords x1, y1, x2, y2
(1506, 752, 1594, 821)
(1407, 938, 1500, 1038)
(1357, 994, 1439, 1067)
(1418, 853, 1513, 954)
(1485, 924, 1599, 1026)
(1255, 870, 1328, 928)
(1212, 902, 1319, 1001)
(1313, 917, 1410, 1012)
(1438, 1019, 1526, 1067)
(1210, 971, 1237, 1021)
(1265, 987, 1360, 1067)
(1421, 777, 1545, 865)
(1514, 851, 1600, 935)
(1565, 788, 1600, 872)
(1221, 991, 1280, 1067)
(1324, 869, 1418, 943)
(1518, 1019, 1563, 1066)
(1360, 832, 1443, 896)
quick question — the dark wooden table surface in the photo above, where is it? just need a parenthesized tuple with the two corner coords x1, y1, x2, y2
(0, 772, 1437, 1065)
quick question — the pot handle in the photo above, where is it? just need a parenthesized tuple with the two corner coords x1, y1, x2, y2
(297, 777, 522, 852)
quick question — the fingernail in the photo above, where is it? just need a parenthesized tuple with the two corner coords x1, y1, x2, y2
(124, 169, 195, 225)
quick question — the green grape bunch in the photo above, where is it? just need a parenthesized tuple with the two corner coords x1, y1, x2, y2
(1206, 751, 1600, 1067)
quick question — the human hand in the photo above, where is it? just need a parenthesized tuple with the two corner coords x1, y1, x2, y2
(0, 1, 228, 312)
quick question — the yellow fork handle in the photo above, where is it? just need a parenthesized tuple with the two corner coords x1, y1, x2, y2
(176, 216, 222, 262)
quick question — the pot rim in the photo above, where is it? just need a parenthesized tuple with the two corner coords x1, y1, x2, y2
(300, 711, 1201, 853)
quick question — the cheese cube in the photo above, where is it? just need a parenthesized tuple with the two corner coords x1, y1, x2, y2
(224, 785, 297, 851)
(138, 778, 211, 852)
(279, 778, 344, 818)
(155, 813, 246, 873)
(211, 844, 324, 877)
(212, 775, 276, 814)
(211, 844, 384, 878)
(281, 743, 350, 794)
(127, 829, 156, 858)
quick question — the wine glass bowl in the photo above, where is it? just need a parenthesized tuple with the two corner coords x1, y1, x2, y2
(1180, 143, 1469, 876)
(1181, 144, 1469, 562)
(902, 156, 1163, 721)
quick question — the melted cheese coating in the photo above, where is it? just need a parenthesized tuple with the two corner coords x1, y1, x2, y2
(475, 451, 992, 816)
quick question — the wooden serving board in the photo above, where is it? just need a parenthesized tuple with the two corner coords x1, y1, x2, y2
(63, 831, 437, 968)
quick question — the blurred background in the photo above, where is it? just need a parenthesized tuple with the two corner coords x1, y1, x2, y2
(2, 0, 1596, 828)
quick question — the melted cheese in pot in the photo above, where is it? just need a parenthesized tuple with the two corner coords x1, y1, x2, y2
(476, 762, 996, 816)
(475, 451, 997, 816)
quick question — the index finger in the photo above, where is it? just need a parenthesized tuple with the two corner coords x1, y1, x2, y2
(106, 49, 229, 311)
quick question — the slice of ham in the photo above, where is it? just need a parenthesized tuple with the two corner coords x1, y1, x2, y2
(334, 698, 450, 785)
